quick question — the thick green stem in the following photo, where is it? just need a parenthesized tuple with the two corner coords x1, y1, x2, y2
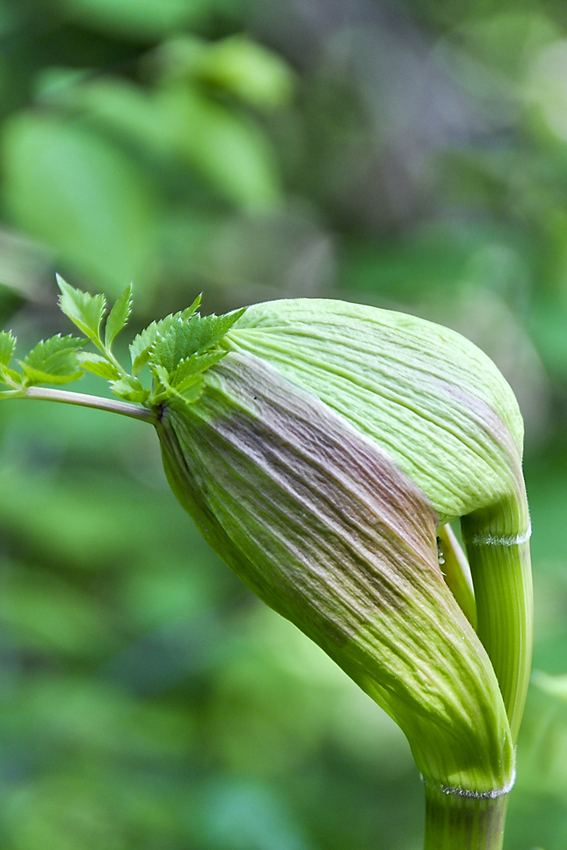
(461, 498, 533, 744)
(465, 537, 532, 744)
(24, 386, 156, 423)
(424, 782, 509, 850)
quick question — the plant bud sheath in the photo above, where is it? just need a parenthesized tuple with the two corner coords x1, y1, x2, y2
(155, 351, 514, 796)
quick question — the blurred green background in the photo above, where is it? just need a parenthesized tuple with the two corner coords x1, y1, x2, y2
(0, 0, 566, 847)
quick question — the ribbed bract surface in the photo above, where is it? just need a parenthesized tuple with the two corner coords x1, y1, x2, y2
(227, 299, 526, 528)
(156, 352, 514, 793)
(225, 298, 533, 742)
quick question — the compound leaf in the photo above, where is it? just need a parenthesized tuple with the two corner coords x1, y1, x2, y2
(129, 293, 201, 375)
(150, 308, 244, 374)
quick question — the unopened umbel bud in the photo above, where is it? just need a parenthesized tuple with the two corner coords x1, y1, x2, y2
(225, 299, 533, 745)
(156, 347, 516, 797)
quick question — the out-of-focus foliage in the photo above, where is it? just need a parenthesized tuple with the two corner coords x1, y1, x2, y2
(0, 0, 567, 848)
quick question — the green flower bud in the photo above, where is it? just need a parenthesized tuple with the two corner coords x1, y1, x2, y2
(225, 299, 533, 745)
(154, 310, 522, 797)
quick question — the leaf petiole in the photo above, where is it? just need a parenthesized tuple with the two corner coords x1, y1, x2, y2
(20, 385, 156, 422)
(91, 337, 129, 378)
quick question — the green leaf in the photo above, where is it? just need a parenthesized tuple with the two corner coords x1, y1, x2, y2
(177, 374, 205, 402)
(0, 363, 22, 389)
(21, 334, 85, 385)
(150, 308, 245, 374)
(20, 365, 84, 386)
(57, 276, 107, 341)
(24, 334, 84, 370)
(105, 282, 133, 347)
(0, 331, 16, 366)
(170, 349, 226, 386)
(129, 294, 201, 374)
(76, 351, 121, 380)
(111, 374, 150, 403)
(152, 364, 204, 406)
(151, 364, 171, 397)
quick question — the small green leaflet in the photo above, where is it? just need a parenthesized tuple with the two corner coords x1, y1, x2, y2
(20, 334, 84, 386)
(111, 375, 150, 403)
(170, 350, 226, 387)
(77, 351, 121, 380)
(57, 275, 107, 342)
(150, 309, 245, 374)
(176, 374, 207, 400)
(0, 332, 19, 389)
(0, 331, 16, 367)
(152, 365, 204, 407)
(129, 294, 202, 375)
(0, 363, 23, 389)
(105, 283, 133, 348)
(151, 364, 170, 400)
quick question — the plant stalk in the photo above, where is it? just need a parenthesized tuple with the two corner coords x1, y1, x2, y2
(461, 501, 533, 744)
(23, 386, 156, 422)
(424, 782, 509, 850)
